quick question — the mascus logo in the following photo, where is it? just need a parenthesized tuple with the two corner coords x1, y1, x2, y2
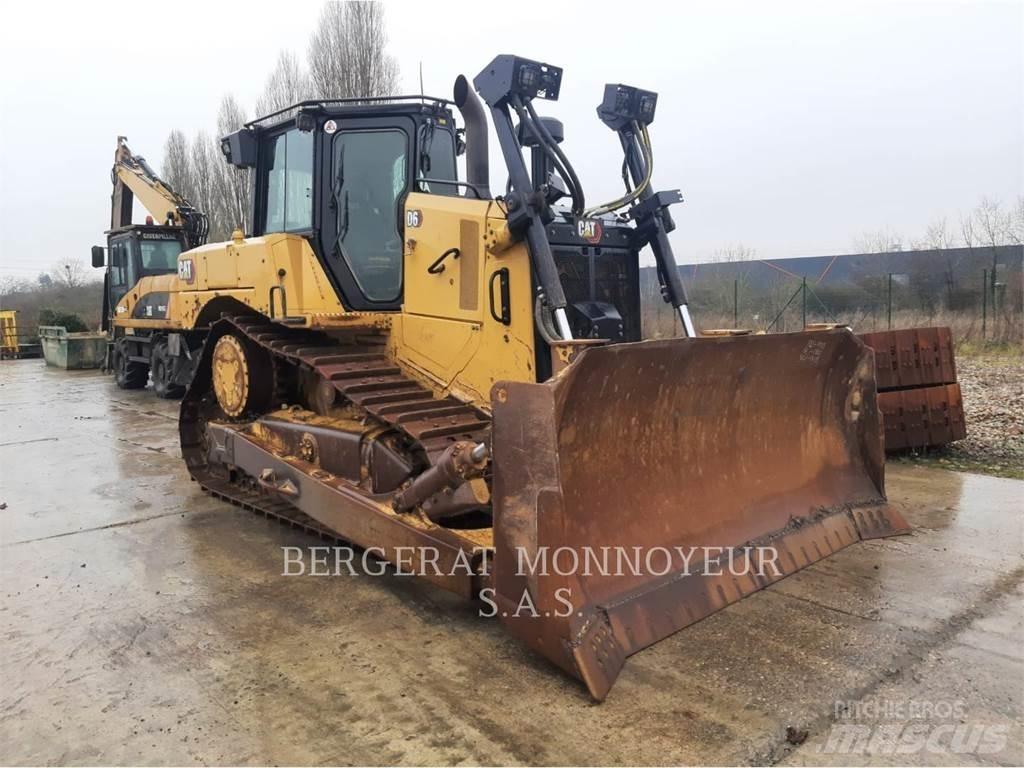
(577, 219, 602, 244)
(177, 258, 195, 284)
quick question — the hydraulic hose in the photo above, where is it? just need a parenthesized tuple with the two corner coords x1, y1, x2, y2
(583, 121, 654, 218)
(534, 294, 563, 345)
(511, 97, 576, 203)
(525, 98, 586, 217)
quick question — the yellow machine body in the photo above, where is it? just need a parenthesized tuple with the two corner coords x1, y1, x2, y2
(172, 60, 909, 701)
(120, 193, 536, 407)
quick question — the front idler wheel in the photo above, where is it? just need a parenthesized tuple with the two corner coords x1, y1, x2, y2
(210, 333, 274, 418)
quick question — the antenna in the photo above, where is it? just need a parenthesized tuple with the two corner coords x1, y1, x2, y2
(419, 61, 425, 101)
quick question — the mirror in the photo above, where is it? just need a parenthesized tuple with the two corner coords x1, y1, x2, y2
(91, 245, 105, 268)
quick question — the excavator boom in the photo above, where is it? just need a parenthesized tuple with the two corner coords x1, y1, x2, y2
(111, 136, 208, 248)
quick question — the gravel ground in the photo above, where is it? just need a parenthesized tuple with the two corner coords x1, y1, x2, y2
(902, 353, 1024, 478)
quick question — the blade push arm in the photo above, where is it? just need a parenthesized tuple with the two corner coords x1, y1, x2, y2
(597, 85, 696, 337)
(474, 56, 576, 341)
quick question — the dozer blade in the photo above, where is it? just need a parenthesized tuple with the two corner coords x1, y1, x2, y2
(490, 329, 908, 700)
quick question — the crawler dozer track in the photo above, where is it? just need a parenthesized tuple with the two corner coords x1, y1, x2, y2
(181, 315, 490, 454)
(180, 316, 496, 597)
(181, 319, 908, 700)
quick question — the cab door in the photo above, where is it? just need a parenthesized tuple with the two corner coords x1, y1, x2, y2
(105, 235, 134, 319)
(316, 117, 415, 311)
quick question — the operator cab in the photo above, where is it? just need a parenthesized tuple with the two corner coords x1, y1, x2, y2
(220, 57, 689, 360)
(91, 224, 185, 330)
(222, 98, 461, 312)
(222, 94, 642, 345)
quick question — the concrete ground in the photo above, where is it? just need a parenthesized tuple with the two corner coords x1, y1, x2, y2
(1, 359, 1021, 766)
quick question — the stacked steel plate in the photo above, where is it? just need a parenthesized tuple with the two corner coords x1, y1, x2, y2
(858, 327, 967, 452)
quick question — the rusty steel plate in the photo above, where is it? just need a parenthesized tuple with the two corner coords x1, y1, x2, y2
(859, 327, 957, 391)
(878, 383, 966, 452)
(859, 330, 902, 391)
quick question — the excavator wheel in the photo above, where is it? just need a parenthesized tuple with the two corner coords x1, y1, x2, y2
(113, 338, 148, 390)
(151, 339, 185, 400)
(210, 332, 274, 418)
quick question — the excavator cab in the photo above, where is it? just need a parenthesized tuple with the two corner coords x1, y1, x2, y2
(185, 54, 908, 700)
(94, 224, 185, 332)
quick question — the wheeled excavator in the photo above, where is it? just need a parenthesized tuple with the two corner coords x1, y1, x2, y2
(90, 137, 210, 396)
(117, 54, 909, 699)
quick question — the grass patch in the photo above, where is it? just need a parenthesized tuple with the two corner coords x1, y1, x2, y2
(891, 451, 1024, 480)
(954, 340, 1023, 359)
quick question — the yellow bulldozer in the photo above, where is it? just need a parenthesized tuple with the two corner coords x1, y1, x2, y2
(113, 54, 911, 699)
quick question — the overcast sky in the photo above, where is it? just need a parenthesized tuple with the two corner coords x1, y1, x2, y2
(0, 1, 1020, 280)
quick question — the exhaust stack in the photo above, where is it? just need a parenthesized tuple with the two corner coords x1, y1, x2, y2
(453, 75, 490, 197)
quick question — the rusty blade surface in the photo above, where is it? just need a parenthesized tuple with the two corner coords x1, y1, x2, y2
(490, 329, 909, 700)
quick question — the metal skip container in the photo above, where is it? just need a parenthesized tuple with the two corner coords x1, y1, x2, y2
(38, 326, 107, 370)
(490, 329, 909, 699)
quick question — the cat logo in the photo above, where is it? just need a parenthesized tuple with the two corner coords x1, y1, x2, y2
(177, 258, 195, 284)
(577, 219, 602, 244)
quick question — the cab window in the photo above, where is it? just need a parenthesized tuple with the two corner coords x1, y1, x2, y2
(415, 123, 458, 197)
(261, 128, 313, 233)
(109, 241, 127, 288)
(331, 129, 408, 302)
(109, 239, 138, 288)
(139, 239, 182, 273)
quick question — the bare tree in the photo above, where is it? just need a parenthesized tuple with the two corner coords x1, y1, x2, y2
(919, 217, 956, 250)
(1009, 196, 1024, 245)
(970, 196, 1016, 318)
(308, 1, 399, 100)
(161, 129, 194, 203)
(213, 94, 251, 236)
(959, 212, 976, 248)
(255, 51, 312, 117)
(709, 244, 756, 263)
(0, 276, 31, 296)
(852, 228, 903, 253)
(973, 196, 1008, 249)
(50, 258, 89, 288)
(189, 133, 219, 237)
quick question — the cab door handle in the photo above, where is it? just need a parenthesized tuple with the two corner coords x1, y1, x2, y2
(489, 268, 511, 325)
(427, 247, 460, 275)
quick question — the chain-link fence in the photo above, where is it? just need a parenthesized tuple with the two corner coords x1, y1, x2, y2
(643, 247, 1024, 346)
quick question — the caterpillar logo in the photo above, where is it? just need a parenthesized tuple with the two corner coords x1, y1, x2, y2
(177, 258, 195, 284)
(577, 219, 602, 244)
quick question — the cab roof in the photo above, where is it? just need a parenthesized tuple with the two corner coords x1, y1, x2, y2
(105, 223, 185, 237)
(247, 95, 454, 131)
